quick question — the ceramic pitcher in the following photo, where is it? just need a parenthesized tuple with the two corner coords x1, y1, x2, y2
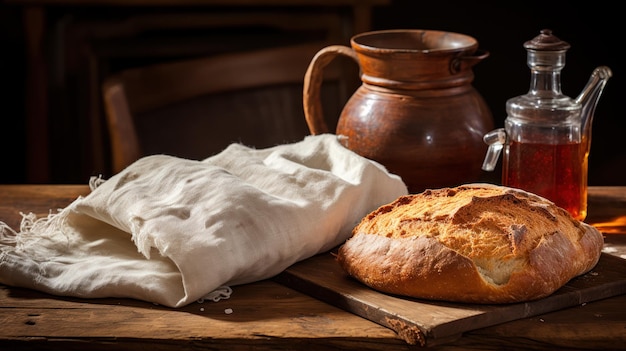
(303, 29, 494, 193)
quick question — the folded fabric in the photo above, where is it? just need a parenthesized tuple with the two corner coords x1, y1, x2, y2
(0, 134, 407, 307)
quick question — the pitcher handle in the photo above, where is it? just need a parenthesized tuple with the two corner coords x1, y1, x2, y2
(303, 45, 359, 135)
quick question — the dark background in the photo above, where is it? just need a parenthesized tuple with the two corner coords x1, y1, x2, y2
(1, 0, 623, 185)
(371, 0, 622, 186)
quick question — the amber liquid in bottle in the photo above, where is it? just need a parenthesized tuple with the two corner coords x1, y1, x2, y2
(503, 140, 587, 221)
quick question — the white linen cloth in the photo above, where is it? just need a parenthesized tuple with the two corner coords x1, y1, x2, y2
(0, 134, 407, 307)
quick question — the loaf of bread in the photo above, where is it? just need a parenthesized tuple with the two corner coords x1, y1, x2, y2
(336, 183, 604, 304)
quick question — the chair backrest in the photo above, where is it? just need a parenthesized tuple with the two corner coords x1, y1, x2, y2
(102, 41, 345, 174)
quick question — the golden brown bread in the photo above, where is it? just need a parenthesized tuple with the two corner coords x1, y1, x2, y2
(336, 183, 604, 304)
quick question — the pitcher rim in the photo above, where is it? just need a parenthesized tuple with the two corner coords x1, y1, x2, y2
(351, 29, 479, 54)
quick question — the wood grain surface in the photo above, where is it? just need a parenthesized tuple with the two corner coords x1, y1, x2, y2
(1, 185, 625, 350)
(275, 251, 626, 347)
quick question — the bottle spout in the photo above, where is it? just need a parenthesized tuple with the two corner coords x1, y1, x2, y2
(575, 66, 612, 152)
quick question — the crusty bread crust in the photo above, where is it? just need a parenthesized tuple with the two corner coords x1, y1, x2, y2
(336, 183, 604, 304)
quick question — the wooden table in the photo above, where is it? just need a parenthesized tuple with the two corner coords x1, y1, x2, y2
(1, 185, 625, 350)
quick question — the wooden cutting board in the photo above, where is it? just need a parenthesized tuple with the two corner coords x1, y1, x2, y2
(274, 251, 626, 347)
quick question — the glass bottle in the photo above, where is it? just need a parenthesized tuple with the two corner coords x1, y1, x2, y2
(483, 29, 612, 221)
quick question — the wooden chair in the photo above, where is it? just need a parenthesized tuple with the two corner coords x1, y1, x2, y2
(101, 41, 348, 175)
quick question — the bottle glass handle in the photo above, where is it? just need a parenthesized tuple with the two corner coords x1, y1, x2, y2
(482, 128, 507, 171)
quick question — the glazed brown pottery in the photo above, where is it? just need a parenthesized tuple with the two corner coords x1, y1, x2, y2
(304, 29, 494, 193)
